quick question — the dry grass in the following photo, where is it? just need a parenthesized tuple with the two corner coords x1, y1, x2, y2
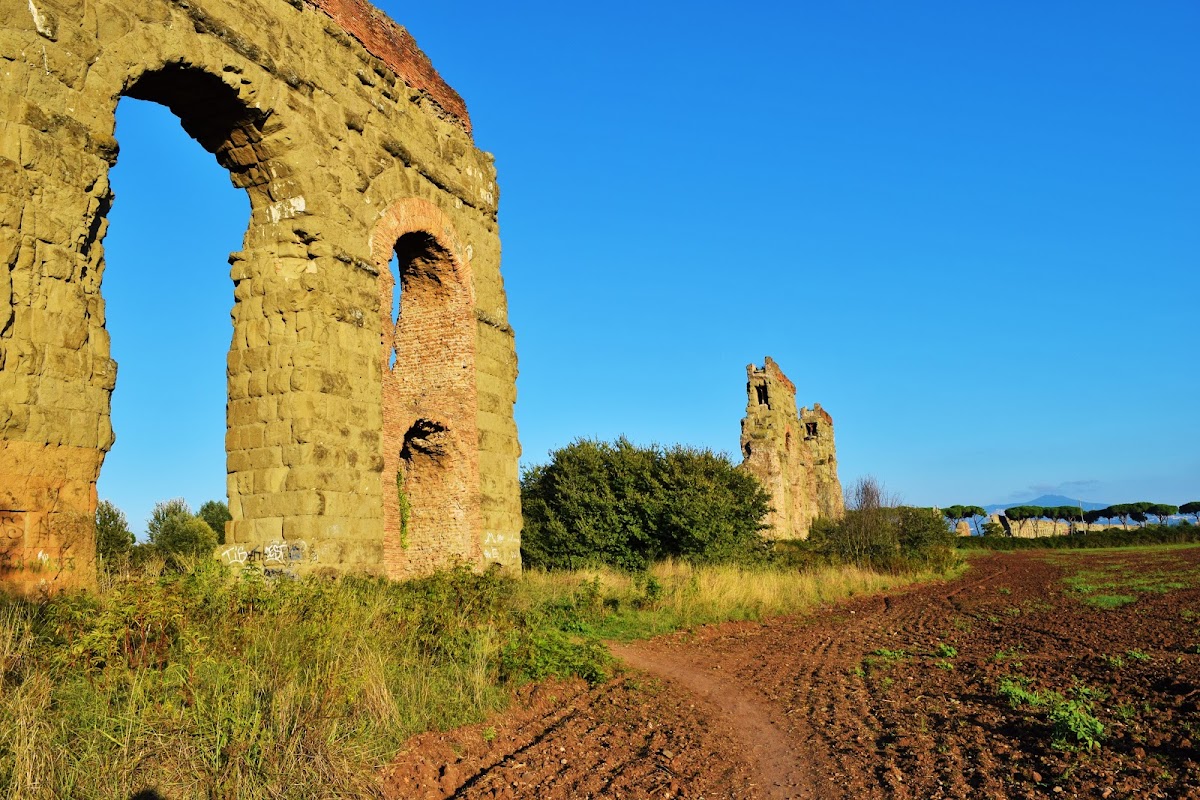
(517, 560, 952, 640)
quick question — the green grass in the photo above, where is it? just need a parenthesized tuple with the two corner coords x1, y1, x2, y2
(1, 563, 550, 799)
(872, 647, 909, 659)
(1057, 549, 1200, 610)
(992, 645, 1025, 664)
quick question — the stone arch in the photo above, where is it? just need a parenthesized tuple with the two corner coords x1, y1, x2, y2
(119, 65, 274, 192)
(95, 60, 302, 528)
(372, 198, 481, 576)
(2, 0, 520, 592)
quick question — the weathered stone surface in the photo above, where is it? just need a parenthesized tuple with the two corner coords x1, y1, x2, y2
(0, 0, 521, 592)
(739, 357, 844, 540)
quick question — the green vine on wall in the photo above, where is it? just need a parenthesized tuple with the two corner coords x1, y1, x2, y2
(396, 469, 411, 549)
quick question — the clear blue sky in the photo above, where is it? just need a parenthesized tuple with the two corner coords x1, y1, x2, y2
(98, 1, 1199, 534)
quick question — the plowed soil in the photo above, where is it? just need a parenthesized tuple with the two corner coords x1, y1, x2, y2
(383, 548, 1200, 799)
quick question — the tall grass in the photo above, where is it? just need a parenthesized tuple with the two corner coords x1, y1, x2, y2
(515, 560, 938, 640)
(0, 563, 528, 799)
(0, 557, 951, 798)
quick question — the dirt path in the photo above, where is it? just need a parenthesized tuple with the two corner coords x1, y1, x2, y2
(608, 640, 811, 798)
(384, 550, 1200, 799)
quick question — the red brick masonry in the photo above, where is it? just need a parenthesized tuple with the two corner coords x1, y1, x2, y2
(305, 0, 471, 134)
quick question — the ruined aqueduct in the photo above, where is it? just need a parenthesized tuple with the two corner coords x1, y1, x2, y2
(0, 0, 522, 591)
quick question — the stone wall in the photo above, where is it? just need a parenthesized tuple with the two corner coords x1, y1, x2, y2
(991, 514, 1115, 539)
(739, 357, 844, 540)
(0, 0, 522, 592)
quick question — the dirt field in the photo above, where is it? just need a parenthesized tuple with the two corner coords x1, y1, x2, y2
(383, 547, 1200, 799)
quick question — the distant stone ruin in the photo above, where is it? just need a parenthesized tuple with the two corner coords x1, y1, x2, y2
(740, 357, 844, 539)
(0, 0, 521, 592)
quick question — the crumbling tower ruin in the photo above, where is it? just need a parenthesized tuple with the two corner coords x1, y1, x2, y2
(0, 0, 521, 592)
(740, 357, 844, 540)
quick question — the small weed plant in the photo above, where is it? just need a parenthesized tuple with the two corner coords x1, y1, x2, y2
(997, 675, 1105, 751)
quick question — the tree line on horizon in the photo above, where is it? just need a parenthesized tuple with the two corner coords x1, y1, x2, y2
(943, 501, 1200, 536)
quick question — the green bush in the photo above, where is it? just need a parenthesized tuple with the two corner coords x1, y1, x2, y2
(147, 498, 218, 561)
(94, 499, 134, 571)
(520, 438, 771, 571)
(997, 675, 1105, 750)
(197, 500, 232, 545)
(806, 479, 957, 573)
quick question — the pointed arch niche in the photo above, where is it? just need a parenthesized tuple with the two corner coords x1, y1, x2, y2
(372, 199, 482, 577)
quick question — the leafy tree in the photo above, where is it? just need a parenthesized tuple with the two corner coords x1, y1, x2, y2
(94, 499, 134, 569)
(655, 445, 772, 564)
(962, 505, 987, 536)
(1083, 509, 1105, 526)
(1104, 504, 1132, 530)
(147, 498, 218, 559)
(1181, 501, 1200, 524)
(197, 500, 232, 545)
(520, 438, 770, 571)
(1146, 504, 1178, 526)
(942, 505, 967, 532)
(1049, 505, 1083, 534)
(1005, 506, 1043, 537)
(981, 519, 1007, 537)
(943, 505, 987, 535)
(1002, 506, 1024, 536)
(1129, 501, 1155, 527)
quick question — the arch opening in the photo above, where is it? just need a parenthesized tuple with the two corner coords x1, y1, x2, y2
(378, 219, 480, 575)
(95, 64, 270, 538)
(124, 64, 272, 191)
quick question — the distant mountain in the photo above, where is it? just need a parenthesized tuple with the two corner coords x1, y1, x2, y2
(983, 495, 1110, 515)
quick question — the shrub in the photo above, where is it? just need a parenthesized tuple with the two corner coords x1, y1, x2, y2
(94, 499, 134, 570)
(197, 500, 232, 545)
(807, 478, 958, 573)
(520, 438, 771, 571)
(147, 498, 218, 561)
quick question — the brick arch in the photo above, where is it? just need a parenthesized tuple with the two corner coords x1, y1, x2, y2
(371, 198, 481, 576)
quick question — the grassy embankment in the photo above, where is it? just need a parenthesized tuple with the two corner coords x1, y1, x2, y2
(0, 555, 944, 799)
